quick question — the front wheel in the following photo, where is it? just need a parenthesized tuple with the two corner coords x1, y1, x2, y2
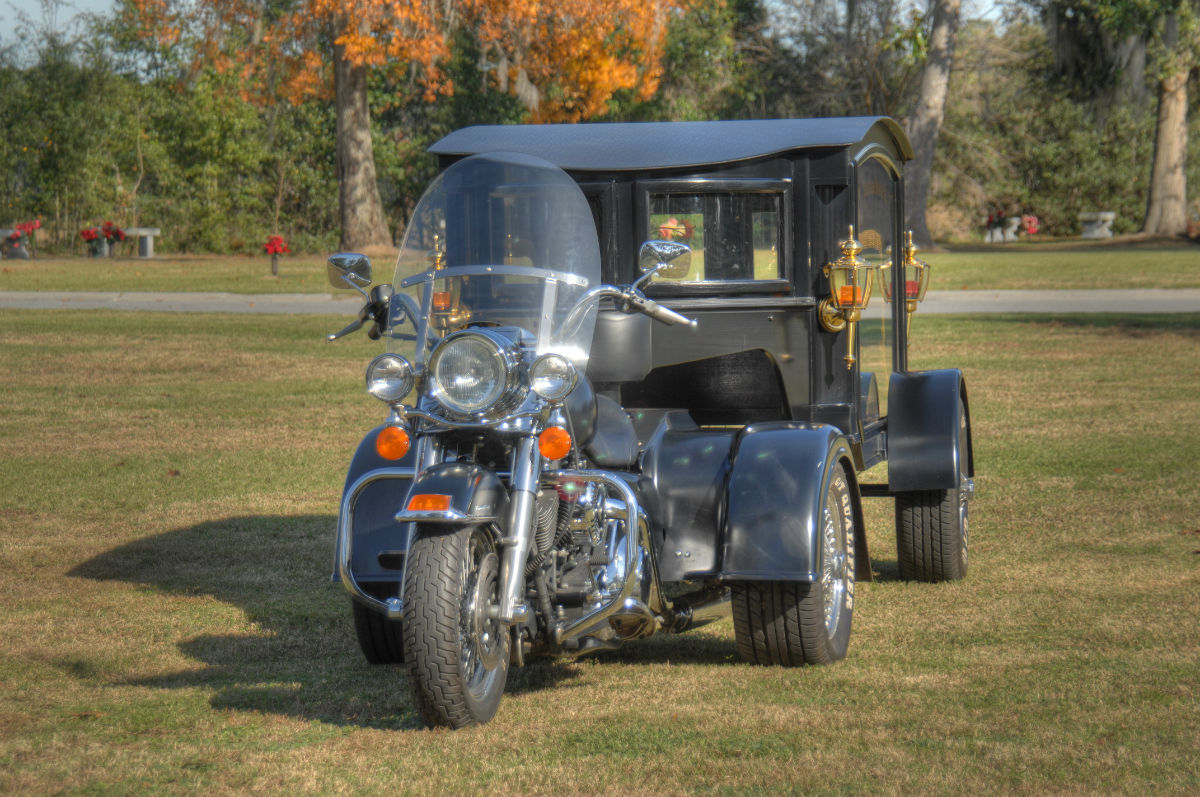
(731, 465, 856, 666)
(403, 524, 509, 728)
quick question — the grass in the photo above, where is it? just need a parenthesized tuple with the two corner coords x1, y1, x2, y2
(2, 308, 1199, 794)
(924, 240, 1200, 291)
(2, 239, 1198, 295)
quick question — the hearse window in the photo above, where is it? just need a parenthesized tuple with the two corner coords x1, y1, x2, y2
(647, 192, 783, 284)
(855, 154, 899, 421)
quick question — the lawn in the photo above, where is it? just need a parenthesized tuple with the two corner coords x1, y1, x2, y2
(1, 308, 1198, 794)
(2, 239, 1198, 294)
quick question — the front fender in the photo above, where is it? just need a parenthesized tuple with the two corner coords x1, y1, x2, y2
(887, 369, 973, 492)
(395, 462, 510, 526)
(720, 423, 866, 582)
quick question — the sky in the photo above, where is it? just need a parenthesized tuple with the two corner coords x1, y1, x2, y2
(1, 0, 114, 33)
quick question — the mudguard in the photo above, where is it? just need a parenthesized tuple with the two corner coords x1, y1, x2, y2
(395, 462, 510, 525)
(336, 427, 417, 601)
(720, 423, 866, 582)
(887, 369, 973, 492)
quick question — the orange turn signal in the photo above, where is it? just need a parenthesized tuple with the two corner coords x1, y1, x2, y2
(432, 291, 452, 311)
(407, 493, 452, 512)
(375, 426, 410, 460)
(538, 426, 572, 461)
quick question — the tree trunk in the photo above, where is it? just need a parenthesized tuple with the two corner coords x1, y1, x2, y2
(334, 43, 392, 251)
(903, 0, 961, 249)
(1141, 67, 1189, 236)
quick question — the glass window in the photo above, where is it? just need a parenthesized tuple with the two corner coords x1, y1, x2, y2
(855, 157, 898, 420)
(648, 192, 782, 284)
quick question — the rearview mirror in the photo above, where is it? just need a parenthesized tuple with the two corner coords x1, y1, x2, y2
(638, 240, 692, 280)
(327, 253, 373, 290)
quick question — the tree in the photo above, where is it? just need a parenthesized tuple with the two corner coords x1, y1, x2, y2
(125, 0, 684, 249)
(1141, 10, 1192, 236)
(904, 0, 962, 247)
(1041, 0, 1196, 237)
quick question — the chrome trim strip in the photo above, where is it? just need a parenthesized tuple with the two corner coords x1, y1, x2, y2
(336, 467, 415, 615)
(393, 507, 500, 523)
(399, 263, 590, 289)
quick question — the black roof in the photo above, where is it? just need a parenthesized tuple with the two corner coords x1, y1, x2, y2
(429, 117, 913, 172)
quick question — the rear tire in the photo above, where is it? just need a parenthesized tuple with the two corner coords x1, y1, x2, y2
(351, 601, 404, 665)
(731, 466, 855, 666)
(404, 524, 509, 728)
(895, 399, 969, 582)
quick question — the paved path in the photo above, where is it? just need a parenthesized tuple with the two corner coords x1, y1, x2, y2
(1, 289, 1199, 315)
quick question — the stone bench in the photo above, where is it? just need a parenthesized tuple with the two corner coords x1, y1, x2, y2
(125, 226, 161, 258)
(1078, 212, 1115, 240)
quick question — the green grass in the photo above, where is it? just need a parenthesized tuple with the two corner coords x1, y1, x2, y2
(2, 309, 1199, 794)
(3, 240, 1198, 295)
(925, 240, 1200, 291)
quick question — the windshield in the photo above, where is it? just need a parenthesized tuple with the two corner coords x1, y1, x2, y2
(387, 153, 601, 371)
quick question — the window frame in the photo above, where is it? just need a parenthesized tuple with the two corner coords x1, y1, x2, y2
(636, 178, 793, 297)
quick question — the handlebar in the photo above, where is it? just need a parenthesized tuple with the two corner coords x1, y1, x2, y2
(327, 284, 393, 342)
(622, 292, 698, 328)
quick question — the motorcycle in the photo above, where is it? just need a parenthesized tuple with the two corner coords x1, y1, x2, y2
(328, 151, 860, 728)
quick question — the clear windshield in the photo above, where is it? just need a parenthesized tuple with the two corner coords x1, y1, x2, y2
(387, 153, 601, 371)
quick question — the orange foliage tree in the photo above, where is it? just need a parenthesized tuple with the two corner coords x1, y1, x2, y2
(124, 0, 685, 248)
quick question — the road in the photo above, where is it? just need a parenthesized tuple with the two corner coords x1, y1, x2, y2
(1, 289, 1199, 315)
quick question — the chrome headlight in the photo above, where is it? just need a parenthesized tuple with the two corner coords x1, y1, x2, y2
(428, 330, 523, 416)
(365, 353, 415, 403)
(530, 354, 578, 401)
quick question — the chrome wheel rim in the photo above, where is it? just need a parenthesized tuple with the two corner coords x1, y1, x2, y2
(459, 532, 505, 701)
(820, 501, 849, 636)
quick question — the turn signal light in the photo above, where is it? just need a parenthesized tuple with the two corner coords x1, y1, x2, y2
(407, 493, 452, 512)
(375, 426, 410, 460)
(538, 426, 572, 461)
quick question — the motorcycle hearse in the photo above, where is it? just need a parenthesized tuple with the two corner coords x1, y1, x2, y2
(326, 117, 974, 728)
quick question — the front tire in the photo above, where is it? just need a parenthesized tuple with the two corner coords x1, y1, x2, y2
(731, 465, 856, 666)
(895, 400, 969, 582)
(403, 524, 509, 728)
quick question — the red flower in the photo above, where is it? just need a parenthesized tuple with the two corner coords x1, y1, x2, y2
(80, 227, 100, 242)
(264, 235, 290, 255)
(101, 221, 125, 241)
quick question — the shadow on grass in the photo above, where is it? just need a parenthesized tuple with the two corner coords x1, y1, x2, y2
(67, 513, 743, 728)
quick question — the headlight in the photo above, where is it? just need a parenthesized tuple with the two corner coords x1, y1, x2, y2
(365, 353, 415, 403)
(428, 331, 522, 416)
(530, 354, 578, 401)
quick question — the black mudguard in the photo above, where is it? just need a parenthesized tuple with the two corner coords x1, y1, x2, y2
(399, 462, 510, 523)
(719, 422, 867, 582)
(887, 369, 973, 492)
(338, 426, 418, 595)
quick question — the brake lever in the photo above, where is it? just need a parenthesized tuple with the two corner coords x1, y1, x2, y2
(327, 317, 365, 342)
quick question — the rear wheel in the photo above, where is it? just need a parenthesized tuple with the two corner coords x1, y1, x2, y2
(351, 601, 404, 664)
(895, 400, 969, 582)
(403, 524, 509, 728)
(731, 466, 855, 666)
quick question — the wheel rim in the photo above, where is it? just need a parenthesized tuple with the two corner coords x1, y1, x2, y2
(820, 495, 849, 637)
(958, 408, 970, 571)
(459, 531, 505, 702)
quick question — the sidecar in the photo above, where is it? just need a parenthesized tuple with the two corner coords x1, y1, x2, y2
(337, 117, 973, 667)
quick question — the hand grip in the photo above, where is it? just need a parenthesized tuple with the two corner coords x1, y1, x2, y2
(635, 295, 697, 328)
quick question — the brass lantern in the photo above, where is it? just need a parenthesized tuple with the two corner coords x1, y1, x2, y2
(819, 226, 876, 369)
(884, 230, 930, 343)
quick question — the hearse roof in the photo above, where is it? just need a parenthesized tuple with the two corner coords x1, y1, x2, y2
(429, 117, 913, 172)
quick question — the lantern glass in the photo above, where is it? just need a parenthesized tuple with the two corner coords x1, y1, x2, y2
(826, 228, 874, 311)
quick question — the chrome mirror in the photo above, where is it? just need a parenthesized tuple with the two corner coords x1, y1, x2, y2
(638, 240, 692, 281)
(327, 253, 373, 293)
